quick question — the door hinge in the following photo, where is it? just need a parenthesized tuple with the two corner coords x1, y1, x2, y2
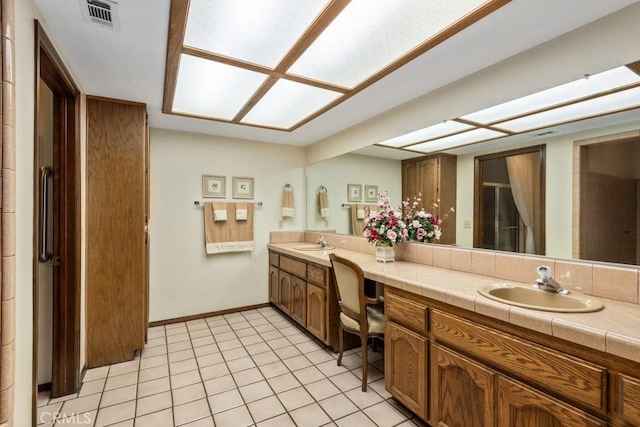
(52, 255, 61, 266)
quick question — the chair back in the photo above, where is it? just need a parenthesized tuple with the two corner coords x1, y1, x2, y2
(329, 254, 365, 321)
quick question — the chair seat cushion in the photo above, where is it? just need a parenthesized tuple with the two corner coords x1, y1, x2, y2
(340, 305, 385, 335)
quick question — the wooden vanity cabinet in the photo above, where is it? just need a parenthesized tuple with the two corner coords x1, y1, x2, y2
(498, 376, 606, 427)
(402, 153, 457, 244)
(431, 343, 497, 427)
(385, 291, 429, 420)
(384, 286, 618, 426)
(269, 250, 342, 348)
(618, 374, 640, 425)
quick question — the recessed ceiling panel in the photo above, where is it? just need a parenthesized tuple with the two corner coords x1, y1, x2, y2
(184, 0, 329, 68)
(409, 128, 507, 153)
(241, 79, 343, 129)
(287, 0, 486, 88)
(496, 86, 640, 132)
(378, 120, 473, 147)
(462, 66, 640, 124)
(173, 54, 268, 120)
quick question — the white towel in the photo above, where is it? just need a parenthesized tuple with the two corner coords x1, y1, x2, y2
(236, 203, 248, 221)
(213, 202, 227, 221)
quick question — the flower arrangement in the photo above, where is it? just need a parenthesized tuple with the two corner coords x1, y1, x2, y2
(363, 192, 407, 247)
(402, 195, 454, 243)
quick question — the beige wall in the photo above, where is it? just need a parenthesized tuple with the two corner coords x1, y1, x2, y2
(306, 154, 402, 234)
(306, 2, 640, 164)
(149, 128, 306, 321)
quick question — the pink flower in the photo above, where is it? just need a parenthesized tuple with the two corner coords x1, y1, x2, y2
(386, 230, 397, 242)
(417, 228, 426, 240)
(363, 229, 371, 238)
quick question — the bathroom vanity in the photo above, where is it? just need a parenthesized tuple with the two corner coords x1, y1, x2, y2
(268, 238, 640, 427)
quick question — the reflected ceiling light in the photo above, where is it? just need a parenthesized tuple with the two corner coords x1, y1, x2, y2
(241, 79, 343, 129)
(408, 128, 507, 153)
(378, 120, 473, 147)
(172, 54, 268, 120)
(461, 66, 640, 124)
(496, 86, 640, 132)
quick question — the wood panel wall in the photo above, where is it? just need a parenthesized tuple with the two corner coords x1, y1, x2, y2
(86, 97, 147, 367)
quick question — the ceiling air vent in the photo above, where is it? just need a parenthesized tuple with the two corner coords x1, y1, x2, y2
(531, 130, 556, 137)
(80, 0, 120, 31)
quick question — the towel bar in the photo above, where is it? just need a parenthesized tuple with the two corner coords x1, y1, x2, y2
(194, 200, 263, 207)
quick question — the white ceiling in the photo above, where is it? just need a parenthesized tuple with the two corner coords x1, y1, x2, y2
(34, 0, 640, 147)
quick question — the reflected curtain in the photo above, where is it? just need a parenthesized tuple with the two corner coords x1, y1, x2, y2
(506, 153, 540, 254)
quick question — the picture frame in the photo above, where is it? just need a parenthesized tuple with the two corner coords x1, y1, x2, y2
(232, 176, 254, 199)
(365, 185, 378, 202)
(202, 175, 226, 198)
(347, 184, 362, 202)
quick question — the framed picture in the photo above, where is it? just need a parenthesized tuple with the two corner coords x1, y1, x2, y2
(202, 175, 226, 198)
(232, 176, 254, 199)
(365, 185, 378, 202)
(347, 184, 362, 202)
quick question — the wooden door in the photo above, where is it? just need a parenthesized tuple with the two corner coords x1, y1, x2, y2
(402, 161, 419, 202)
(290, 277, 307, 326)
(418, 157, 439, 206)
(498, 376, 606, 427)
(385, 321, 428, 420)
(306, 284, 326, 341)
(86, 97, 147, 367)
(430, 343, 497, 427)
(269, 266, 279, 304)
(278, 271, 292, 315)
(619, 374, 640, 425)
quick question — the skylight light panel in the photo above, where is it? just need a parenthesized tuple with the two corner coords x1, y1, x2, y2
(184, 0, 328, 68)
(409, 128, 507, 153)
(495, 86, 640, 132)
(378, 121, 473, 147)
(288, 0, 486, 88)
(241, 79, 342, 129)
(172, 54, 268, 120)
(461, 66, 640, 124)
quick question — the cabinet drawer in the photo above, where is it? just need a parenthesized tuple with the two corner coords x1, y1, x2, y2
(386, 292, 428, 333)
(280, 256, 306, 279)
(269, 252, 279, 267)
(619, 374, 640, 424)
(307, 264, 326, 287)
(431, 310, 606, 411)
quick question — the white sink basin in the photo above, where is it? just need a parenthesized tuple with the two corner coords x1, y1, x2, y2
(478, 283, 604, 313)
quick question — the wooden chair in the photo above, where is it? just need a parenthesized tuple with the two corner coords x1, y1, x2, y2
(329, 253, 384, 391)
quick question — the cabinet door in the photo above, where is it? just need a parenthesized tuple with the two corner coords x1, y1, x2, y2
(402, 161, 419, 202)
(290, 277, 307, 326)
(385, 321, 428, 421)
(619, 374, 640, 425)
(278, 272, 292, 314)
(306, 284, 326, 342)
(498, 376, 606, 427)
(269, 266, 279, 304)
(418, 157, 439, 206)
(430, 343, 497, 427)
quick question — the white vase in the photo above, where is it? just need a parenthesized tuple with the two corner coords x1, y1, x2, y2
(375, 245, 395, 263)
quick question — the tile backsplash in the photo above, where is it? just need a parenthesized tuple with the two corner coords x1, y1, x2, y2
(269, 231, 640, 305)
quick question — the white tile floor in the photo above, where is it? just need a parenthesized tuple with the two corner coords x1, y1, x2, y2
(37, 306, 427, 427)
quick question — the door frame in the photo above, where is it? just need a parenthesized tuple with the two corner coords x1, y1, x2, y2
(473, 145, 546, 254)
(33, 21, 82, 402)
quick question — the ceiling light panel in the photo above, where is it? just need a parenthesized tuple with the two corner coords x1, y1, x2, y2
(378, 120, 473, 147)
(409, 128, 507, 153)
(184, 0, 328, 68)
(496, 86, 640, 132)
(241, 79, 343, 129)
(461, 66, 640, 124)
(287, 0, 486, 88)
(172, 54, 268, 120)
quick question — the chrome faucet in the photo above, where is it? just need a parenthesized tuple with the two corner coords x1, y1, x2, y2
(317, 236, 329, 248)
(534, 266, 569, 295)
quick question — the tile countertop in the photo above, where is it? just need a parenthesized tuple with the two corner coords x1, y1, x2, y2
(268, 242, 640, 364)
